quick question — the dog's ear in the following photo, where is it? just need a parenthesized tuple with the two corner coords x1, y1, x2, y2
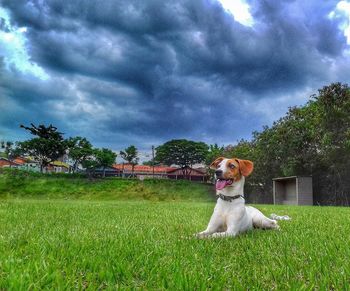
(235, 159, 254, 176)
(210, 157, 225, 170)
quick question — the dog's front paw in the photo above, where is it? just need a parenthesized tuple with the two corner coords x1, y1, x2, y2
(272, 220, 280, 230)
(194, 231, 208, 239)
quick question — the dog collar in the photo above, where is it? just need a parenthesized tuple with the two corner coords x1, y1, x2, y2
(216, 193, 244, 202)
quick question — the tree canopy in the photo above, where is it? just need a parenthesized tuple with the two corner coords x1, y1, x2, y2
(224, 82, 350, 205)
(120, 146, 138, 165)
(67, 137, 93, 173)
(156, 139, 208, 178)
(18, 124, 67, 172)
(94, 148, 117, 177)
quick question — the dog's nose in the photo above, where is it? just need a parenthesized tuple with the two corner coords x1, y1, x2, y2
(215, 170, 223, 177)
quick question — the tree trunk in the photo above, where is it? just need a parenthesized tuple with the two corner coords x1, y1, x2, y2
(181, 167, 186, 179)
(73, 160, 79, 174)
(181, 166, 191, 180)
(103, 166, 106, 178)
(87, 169, 92, 180)
(181, 166, 192, 180)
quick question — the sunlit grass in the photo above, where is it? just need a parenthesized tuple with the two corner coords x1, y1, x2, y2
(1, 199, 350, 289)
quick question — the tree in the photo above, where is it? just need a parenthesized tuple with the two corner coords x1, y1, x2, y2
(94, 148, 117, 178)
(142, 160, 153, 166)
(67, 137, 93, 173)
(223, 82, 350, 205)
(20, 123, 63, 139)
(0, 141, 22, 166)
(0, 140, 16, 158)
(205, 144, 224, 166)
(155, 139, 208, 179)
(7, 143, 24, 161)
(120, 145, 139, 176)
(81, 156, 99, 180)
(18, 123, 67, 172)
(143, 160, 160, 166)
(311, 83, 350, 204)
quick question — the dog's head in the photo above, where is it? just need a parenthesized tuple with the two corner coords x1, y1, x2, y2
(210, 157, 254, 190)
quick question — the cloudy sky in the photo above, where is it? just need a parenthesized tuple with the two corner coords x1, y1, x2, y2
(1, 0, 350, 155)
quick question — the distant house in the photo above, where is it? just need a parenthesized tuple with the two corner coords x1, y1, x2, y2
(112, 164, 209, 181)
(13, 157, 26, 164)
(13, 156, 40, 172)
(46, 161, 70, 173)
(113, 164, 177, 178)
(0, 157, 20, 168)
(93, 166, 122, 177)
(167, 167, 208, 182)
(0, 156, 40, 171)
(11, 157, 69, 173)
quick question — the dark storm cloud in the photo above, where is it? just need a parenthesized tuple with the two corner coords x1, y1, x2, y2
(1, 0, 349, 150)
(249, 0, 346, 57)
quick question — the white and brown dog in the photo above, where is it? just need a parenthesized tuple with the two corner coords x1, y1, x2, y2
(196, 157, 279, 238)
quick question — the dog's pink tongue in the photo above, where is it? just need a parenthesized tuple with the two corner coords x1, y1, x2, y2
(216, 180, 229, 190)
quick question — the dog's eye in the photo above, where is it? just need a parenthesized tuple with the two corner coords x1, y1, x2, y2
(229, 164, 236, 169)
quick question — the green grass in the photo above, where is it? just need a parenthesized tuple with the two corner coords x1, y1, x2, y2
(1, 200, 350, 289)
(1, 170, 350, 289)
(0, 169, 214, 202)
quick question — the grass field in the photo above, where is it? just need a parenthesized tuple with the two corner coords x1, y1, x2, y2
(1, 170, 350, 289)
(0, 169, 214, 201)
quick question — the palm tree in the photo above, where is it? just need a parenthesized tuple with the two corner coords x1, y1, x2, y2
(120, 145, 139, 177)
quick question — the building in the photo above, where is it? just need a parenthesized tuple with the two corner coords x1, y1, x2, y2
(0, 157, 20, 168)
(167, 167, 208, 182)
(273, 176, 313, 205)
(113, 164, 176, 178)
(46, 161, 70, 173)
(13, 157, 40, 172)
(112, 164, 209, 181)
(93, 166, 122, 177)
(7, 156, 69, 173)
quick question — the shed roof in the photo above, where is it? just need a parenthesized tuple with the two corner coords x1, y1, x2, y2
(272, 176, 312, 181)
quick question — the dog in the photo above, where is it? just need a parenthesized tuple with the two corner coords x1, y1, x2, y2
(196, 157, 280, 238)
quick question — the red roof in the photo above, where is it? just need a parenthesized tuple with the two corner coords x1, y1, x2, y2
(113, 164, 176, 173)
(13, 157, 26, 165)
(12, 157, 37, 165)
(0, 158, 20, 167)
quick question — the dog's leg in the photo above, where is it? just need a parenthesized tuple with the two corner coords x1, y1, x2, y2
(209, 230, 238, 238)
(249, 207, 279, 230)
(195, 211, 224, 238)
(196, 229, 216, 238)
(254, 216, 279, 229)
(208, 209, 246, 238)
(208, 218, 243, 238)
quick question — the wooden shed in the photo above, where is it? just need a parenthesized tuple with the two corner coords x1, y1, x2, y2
(273, 176, 313, 205)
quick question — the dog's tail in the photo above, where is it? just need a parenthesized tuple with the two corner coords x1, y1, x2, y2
(270, 213, 292, 221)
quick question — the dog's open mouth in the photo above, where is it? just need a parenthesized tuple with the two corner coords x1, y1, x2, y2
(215, 179, 233, 190)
